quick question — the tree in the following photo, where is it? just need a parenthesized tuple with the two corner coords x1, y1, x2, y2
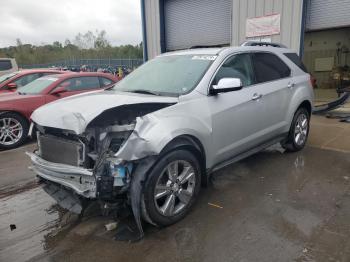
(53, 41, 62, 49)
(0, 30, 143, 66)
(94, 30, 110, 49)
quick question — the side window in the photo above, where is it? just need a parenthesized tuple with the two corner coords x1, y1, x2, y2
(99, 77, 113, 87)
(213, 53, 255, 87)
(252, 53, 291, 83)
(284, 53, 308, 73)
(0, 60, 12, 71)
(14, 73, 41, 87)
(42, 72, 58, 76)
(62, 77, 100, 91)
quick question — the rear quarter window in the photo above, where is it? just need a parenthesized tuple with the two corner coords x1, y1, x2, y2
(251, 52, 291, 83)
(284, 53, 308, 73)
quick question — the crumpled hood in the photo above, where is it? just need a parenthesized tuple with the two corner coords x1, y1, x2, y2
(31, 90, 178, 134)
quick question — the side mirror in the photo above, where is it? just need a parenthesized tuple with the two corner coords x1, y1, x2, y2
(51, 86, 67, 95)
(210, 78, 243, 95)
(6, 82, 17, 90)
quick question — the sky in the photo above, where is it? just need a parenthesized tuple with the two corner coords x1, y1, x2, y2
(0, 0, 142, 48)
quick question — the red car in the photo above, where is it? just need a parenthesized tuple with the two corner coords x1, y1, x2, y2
(0, 72, 118, 149)
(0, 69, 65, 94)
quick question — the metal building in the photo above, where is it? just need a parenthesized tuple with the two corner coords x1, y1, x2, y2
(141, 0, 305, 60)
(141, 0, 350, 89)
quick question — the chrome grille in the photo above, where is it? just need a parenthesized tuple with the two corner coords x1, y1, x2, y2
(38, 134, 85, 166)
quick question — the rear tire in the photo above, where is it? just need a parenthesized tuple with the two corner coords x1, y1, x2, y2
(142, 150, 201, 227)
(282, 107, 310, 152)
(0, 112, 29, 150)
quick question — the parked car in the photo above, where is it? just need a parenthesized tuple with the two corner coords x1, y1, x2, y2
(0, 69, 65, 94)
(0, 72, 117, 149)
(28, 43, 313, 238)
(0, 58, 18, 77)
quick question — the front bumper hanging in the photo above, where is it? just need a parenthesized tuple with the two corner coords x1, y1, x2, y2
(26, 152, 97, 198)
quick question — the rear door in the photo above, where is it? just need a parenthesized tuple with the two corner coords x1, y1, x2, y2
(53, 76, 102, 98)
(46, 76, 102, 103)
(250, 52, 293, 138)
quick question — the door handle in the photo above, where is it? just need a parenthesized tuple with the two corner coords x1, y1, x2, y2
(252, 93, 263, 101)
(287, 82, 295, 89)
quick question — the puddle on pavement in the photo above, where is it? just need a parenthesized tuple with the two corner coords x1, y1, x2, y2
(0, 146, 349, 262)
(0, 186, 70, 262)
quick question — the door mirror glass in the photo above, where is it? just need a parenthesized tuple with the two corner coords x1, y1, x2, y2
(6, 82, 17, 90)
(210, 78, 242, 95)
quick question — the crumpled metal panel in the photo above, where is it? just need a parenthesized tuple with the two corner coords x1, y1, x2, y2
(27, 152, 96, 198)
(31, 90, 178, 134)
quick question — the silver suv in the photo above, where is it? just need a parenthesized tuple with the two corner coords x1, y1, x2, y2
(28, 44, 313, 236)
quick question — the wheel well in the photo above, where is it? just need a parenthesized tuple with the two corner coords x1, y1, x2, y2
(160, 135, 207, 187)
(0, 110, 30, 126)
(298, 100, 312, 116)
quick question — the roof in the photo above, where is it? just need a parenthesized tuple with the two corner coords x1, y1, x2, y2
(42, 72, 117, 80)
(160, 48, 222, 56)
(159, 44, 295, 57)
(17, 69, 64, 75)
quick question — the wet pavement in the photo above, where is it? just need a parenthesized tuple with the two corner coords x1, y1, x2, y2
(0, 142, 36, 195)
(0, 117, 350, 262)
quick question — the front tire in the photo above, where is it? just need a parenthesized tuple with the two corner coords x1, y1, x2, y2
(0, 112, 29, 150)
(283, 107, 310, 152)
(142, 150, 201, 227)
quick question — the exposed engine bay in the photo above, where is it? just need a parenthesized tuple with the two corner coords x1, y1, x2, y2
(28, 102, 175, 240)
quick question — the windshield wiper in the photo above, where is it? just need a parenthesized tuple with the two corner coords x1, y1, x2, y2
(128, 89, 160, 96)
(18, 92, 26, 95)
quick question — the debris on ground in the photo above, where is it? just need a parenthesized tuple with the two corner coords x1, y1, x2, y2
(105, 222, 118, 231)
(10, 224, 16, 231)
(326, 112, 350, 123)
(114, 220, 140, 242)
(208, 202, 223, 209)
(313, 91, 350, 115)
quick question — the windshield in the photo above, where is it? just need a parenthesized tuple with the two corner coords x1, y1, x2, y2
(0, 72, 18, 84)
(18, 77, 58, 94)
(114, 54, 216, 96)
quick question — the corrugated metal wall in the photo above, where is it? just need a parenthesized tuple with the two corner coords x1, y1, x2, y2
(144, 0, 304, 59)
(231, 0, 303, 53)
(306, 0, 350, 31)
(144, 0, 161, 59)
(164, 0, 232, 51)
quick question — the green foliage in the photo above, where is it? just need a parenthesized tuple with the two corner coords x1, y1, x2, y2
(0, 30, 143, 66)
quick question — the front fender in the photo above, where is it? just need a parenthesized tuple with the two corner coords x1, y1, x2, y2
(115, 112, 213, 166)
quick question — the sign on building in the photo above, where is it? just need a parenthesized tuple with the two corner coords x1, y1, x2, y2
(246, 14, 281, 38)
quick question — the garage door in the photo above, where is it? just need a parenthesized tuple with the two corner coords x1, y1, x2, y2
(306, 0, 350, 31)
(164, 0, 232, 51)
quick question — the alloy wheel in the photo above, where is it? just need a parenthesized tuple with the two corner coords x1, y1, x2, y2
(294, 113, 308, 146)
(154, 160, 196, 217)
(0, 117, 23, 146)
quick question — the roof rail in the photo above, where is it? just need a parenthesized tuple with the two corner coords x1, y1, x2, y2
(241, 41, 287, 48)
(190, 44, 227, 49)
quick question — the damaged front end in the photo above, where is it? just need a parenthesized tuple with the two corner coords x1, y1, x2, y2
(28, 103, 174, 239)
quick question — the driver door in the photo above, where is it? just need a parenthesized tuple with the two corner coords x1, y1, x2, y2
(46, 76, 101, 103)
(208, 53, 269, 165)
